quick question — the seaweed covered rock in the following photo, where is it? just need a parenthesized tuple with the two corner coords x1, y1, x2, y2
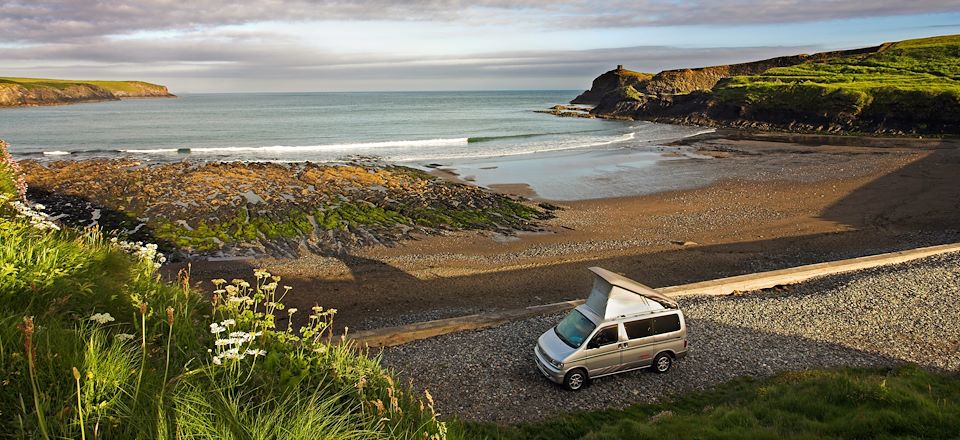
(20, 160, 552, 259)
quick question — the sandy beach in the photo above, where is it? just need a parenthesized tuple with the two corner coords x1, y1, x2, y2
(176, 131, 960, 332)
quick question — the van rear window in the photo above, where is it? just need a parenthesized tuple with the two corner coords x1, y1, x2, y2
(655, 314, 681, 334)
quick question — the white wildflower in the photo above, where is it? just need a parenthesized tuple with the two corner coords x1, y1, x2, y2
(89, 312, 115, 324)
(114, 333, 135, 341)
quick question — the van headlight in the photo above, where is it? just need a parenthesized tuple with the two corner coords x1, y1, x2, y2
(550, 359, 564, 369)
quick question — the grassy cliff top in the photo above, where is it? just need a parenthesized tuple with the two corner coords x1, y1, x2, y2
(712, 35, 960, 113)
(0, 77, 169, 93)
(616, 69, 654, 80)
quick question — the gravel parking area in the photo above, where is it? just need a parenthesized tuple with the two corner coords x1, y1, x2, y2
(379, 252, 960, 423)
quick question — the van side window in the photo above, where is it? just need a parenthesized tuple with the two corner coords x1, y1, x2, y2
(654, 314, 681, 334)
(624, 318, 654, 339)
(587, 326, 619, 349)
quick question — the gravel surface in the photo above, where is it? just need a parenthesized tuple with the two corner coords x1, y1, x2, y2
(379, 252, 960, 423)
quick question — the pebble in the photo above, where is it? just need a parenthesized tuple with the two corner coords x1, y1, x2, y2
(379, 251, 960, 423)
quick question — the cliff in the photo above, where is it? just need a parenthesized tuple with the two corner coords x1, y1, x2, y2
(571, 66, 652, 104)
(0, 77, 175, 107)
(573, 35, 960, 135)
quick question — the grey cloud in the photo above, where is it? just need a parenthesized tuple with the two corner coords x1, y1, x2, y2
(1, 37, 817, 91)
(2, 0, 958, 42)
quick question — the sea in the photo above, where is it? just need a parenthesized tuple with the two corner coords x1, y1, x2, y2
(0, 91, 711, 163)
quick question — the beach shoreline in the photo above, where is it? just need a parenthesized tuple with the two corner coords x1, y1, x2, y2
(15, 129, 959, 332)
(162, 132, 960, 332)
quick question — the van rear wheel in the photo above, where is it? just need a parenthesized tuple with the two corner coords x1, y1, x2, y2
(653, 353, 672, 373)
(564, 369, 587, 391)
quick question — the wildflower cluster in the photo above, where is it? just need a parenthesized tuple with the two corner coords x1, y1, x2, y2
(203, 269, 447, 439)
(0, 140, 27, 200)
(208, 317, 268, 365)
(110, 238, 166, 269)
(2, 196, 60, 231)
(89, 312, 116, 325)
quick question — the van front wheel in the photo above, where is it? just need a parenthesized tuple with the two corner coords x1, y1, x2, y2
(653, 353, 672, 373)
(564, 369, 587, 391)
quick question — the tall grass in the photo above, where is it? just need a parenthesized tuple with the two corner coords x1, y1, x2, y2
(0, 141, 445, 439)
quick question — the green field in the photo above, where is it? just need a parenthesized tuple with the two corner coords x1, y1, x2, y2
(454, 367, 960, 440)
(712, 35, 960, 122)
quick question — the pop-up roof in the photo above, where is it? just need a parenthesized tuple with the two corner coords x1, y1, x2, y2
(583, 267, 678, 320)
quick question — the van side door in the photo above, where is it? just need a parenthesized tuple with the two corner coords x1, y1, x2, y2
(621, 317, 657, 369)
(581, 325, 622, 376)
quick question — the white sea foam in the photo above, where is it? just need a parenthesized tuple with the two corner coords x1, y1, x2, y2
(99, 125, 713, 163)
(120, 148, 180, 153)
(190, 138, 470, 153)
(42, 151, 71, 156)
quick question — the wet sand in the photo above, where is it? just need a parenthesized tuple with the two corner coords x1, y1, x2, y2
(178, 133, 960, 332)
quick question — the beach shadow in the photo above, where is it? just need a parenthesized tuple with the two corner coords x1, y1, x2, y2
(818, 140, 960, 231)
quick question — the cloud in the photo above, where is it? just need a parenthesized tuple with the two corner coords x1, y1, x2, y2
(2, 0, 958, 42)
(0, 35, 818, 91)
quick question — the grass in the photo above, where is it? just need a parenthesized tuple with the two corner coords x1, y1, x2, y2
(711, 35, 960, 125)
(0, 141, 445, 439)
(0, 77, 168, 94)
(452, 367, 960, 440)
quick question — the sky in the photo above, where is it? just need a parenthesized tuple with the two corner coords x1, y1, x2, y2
(2, 1, 959, 93)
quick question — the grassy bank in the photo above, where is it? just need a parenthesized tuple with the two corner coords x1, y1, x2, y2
(453, 367, 960, 439)
(712, 35, 960, 127)
(0, 141, 445, 439)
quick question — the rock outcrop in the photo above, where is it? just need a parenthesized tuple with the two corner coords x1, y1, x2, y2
(20, 160, 553, 259)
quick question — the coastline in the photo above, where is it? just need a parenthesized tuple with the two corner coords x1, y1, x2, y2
(164, 131, 960, 332)
(13, 127, 959, 332)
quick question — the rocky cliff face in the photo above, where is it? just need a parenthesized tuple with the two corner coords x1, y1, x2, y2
(107, 82, 175, 98)
(0, 84, 117, 106)
(0, 79, 175, 107)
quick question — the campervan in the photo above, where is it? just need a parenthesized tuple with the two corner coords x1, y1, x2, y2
(534, 267, 688, 390)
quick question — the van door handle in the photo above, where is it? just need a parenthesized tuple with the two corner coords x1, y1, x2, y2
(618, 342, 628, 349)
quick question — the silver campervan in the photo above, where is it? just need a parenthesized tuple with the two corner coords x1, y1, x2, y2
(535, 267, 688, 390)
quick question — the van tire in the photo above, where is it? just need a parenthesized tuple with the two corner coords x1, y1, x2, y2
(564, 369, 588, 391)
(653, 353, 672, 373)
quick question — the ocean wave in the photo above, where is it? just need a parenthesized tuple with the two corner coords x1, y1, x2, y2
(42, 151, 71, 156)
(467, 129, 605, 143)
(117, 138, 470, 154)
(395, 132, 638, 162)
(119, 148, 182, 154)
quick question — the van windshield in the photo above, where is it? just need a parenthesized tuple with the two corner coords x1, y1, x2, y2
(554, 310, 597, 348)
